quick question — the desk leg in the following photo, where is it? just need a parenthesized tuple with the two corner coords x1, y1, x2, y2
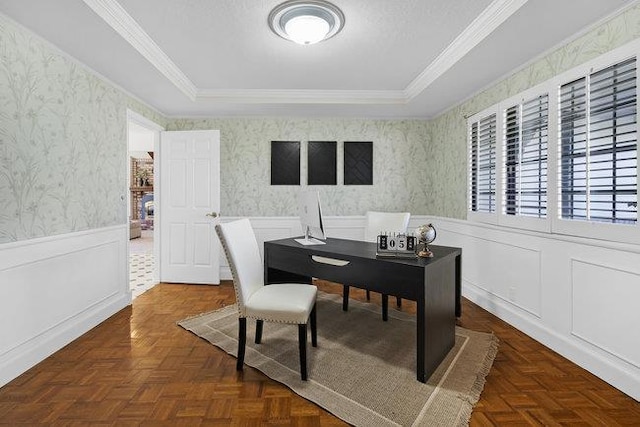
(455, 254, 462, 317)
(417, 299, 426, 382)
(342, 285, 350, 311)
(417, 257, 456, 383)
(381, 294, 389, 321)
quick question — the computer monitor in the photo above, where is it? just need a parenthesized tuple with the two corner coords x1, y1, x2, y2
(295, 190, 326, 246)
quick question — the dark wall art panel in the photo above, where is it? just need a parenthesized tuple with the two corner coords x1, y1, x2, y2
(344, 141, 373, 185)
(308, 141, 337, 185)
(271, 141, 300, 185)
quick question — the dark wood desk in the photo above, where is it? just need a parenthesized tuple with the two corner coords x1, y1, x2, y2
(264, 237, 462, 383)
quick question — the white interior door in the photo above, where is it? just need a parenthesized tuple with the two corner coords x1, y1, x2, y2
(159, 130, 220, 284)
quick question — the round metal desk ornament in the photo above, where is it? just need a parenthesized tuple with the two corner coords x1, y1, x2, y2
(416, 223, 437, 258)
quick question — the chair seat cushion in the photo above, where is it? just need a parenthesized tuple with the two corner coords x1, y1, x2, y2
(245, 284, 317, 324)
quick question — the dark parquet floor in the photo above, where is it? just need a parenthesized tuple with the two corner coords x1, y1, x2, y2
(0, 281, 638, 426)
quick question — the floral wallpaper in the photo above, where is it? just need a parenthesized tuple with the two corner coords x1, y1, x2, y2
(166, 118, 431, 217)
(0, 14, 164, 243)
(427, 3, 640, 219)
(2, 2, 639, 242)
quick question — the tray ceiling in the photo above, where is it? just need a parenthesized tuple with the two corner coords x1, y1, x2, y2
(0, 0, 635, 118)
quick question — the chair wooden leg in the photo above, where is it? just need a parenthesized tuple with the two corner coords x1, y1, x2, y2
(342, 285, 350, 311)
(310, 305, 317, 347)
(255, 319, 263, 344)
(298, 323, 308, 381)
(237, 318, 247, 371)
(396, 296, 402, 308)
(366, 290, 371, 300)
(382, 294, 389, 322)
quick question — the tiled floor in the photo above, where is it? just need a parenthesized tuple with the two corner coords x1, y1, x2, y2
(129, 229, 153, 254)
(129, 229, 156, 299)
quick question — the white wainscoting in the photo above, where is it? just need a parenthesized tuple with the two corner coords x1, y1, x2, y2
(7, 217, 635, 398)
(433, 217, 640, 401)
(0, 225, 130, 387)
(570, 259, 640, 369)
(219, 215, 640, 400)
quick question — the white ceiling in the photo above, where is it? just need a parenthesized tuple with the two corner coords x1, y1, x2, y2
(0, 0, 636, 118)
(128, 121, 154, 157)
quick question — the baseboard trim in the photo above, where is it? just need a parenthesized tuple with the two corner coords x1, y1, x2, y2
(0, 293, 129, 387)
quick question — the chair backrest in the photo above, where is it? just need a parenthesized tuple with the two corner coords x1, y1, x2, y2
(364, 211, 411, 242)
(215, 219, 264, 316)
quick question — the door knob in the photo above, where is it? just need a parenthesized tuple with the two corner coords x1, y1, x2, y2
(206, 212, 218, 218)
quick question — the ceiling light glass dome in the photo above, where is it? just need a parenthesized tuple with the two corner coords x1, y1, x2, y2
(269, 0, 345, 45)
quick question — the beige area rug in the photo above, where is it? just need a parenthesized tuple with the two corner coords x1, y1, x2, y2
(178, 292, 498, 426)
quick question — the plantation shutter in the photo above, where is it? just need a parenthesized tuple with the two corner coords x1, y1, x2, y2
(470, 122, 479, 211)
(560, 57, 637, 224)
(589, 58, 637, 223)
(504, 106, 519, 215)
(470, 114, 497, 213)
(560, 77, 588, 220)
(505, 96, 549, 218)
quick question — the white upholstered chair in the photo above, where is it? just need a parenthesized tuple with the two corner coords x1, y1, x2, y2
(216, 219, 318, 381)
(343, 211, 411, 319)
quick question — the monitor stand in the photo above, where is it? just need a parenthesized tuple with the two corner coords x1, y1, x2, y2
(294, 227, 326, 246)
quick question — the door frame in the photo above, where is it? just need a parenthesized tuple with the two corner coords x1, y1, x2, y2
(126, 109, 164, 286)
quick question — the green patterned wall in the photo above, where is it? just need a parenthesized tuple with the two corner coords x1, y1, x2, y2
(2, 3, 639, 242)
(0, 14, 165, 243)
(427, 3, 640, 219)
(166, 118, 430, 217)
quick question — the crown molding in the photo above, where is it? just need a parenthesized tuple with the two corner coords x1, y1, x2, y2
(404, 0, 529, 99)
(196, 89, 407, 104)
(85, 0, 527, 106)
(82, 0, 198, 100)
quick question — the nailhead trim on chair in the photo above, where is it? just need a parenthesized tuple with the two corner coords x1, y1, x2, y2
(215, 224, 246, 317)
(245, 313, 309, 324)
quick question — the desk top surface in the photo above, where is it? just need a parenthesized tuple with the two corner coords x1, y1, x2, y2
(264, 237, 461, 267)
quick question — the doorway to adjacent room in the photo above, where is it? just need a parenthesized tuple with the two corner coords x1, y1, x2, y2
(127, 111, 162, 298)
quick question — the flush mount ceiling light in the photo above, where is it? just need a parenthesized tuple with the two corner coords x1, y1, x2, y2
(269, 0, 345, 45)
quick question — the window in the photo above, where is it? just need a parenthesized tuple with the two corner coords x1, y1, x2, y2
(467, 42, 639, 242)
(560, 57, 637, 224)
(469, 113, 497, 213)
(504, 94, 549, 217)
